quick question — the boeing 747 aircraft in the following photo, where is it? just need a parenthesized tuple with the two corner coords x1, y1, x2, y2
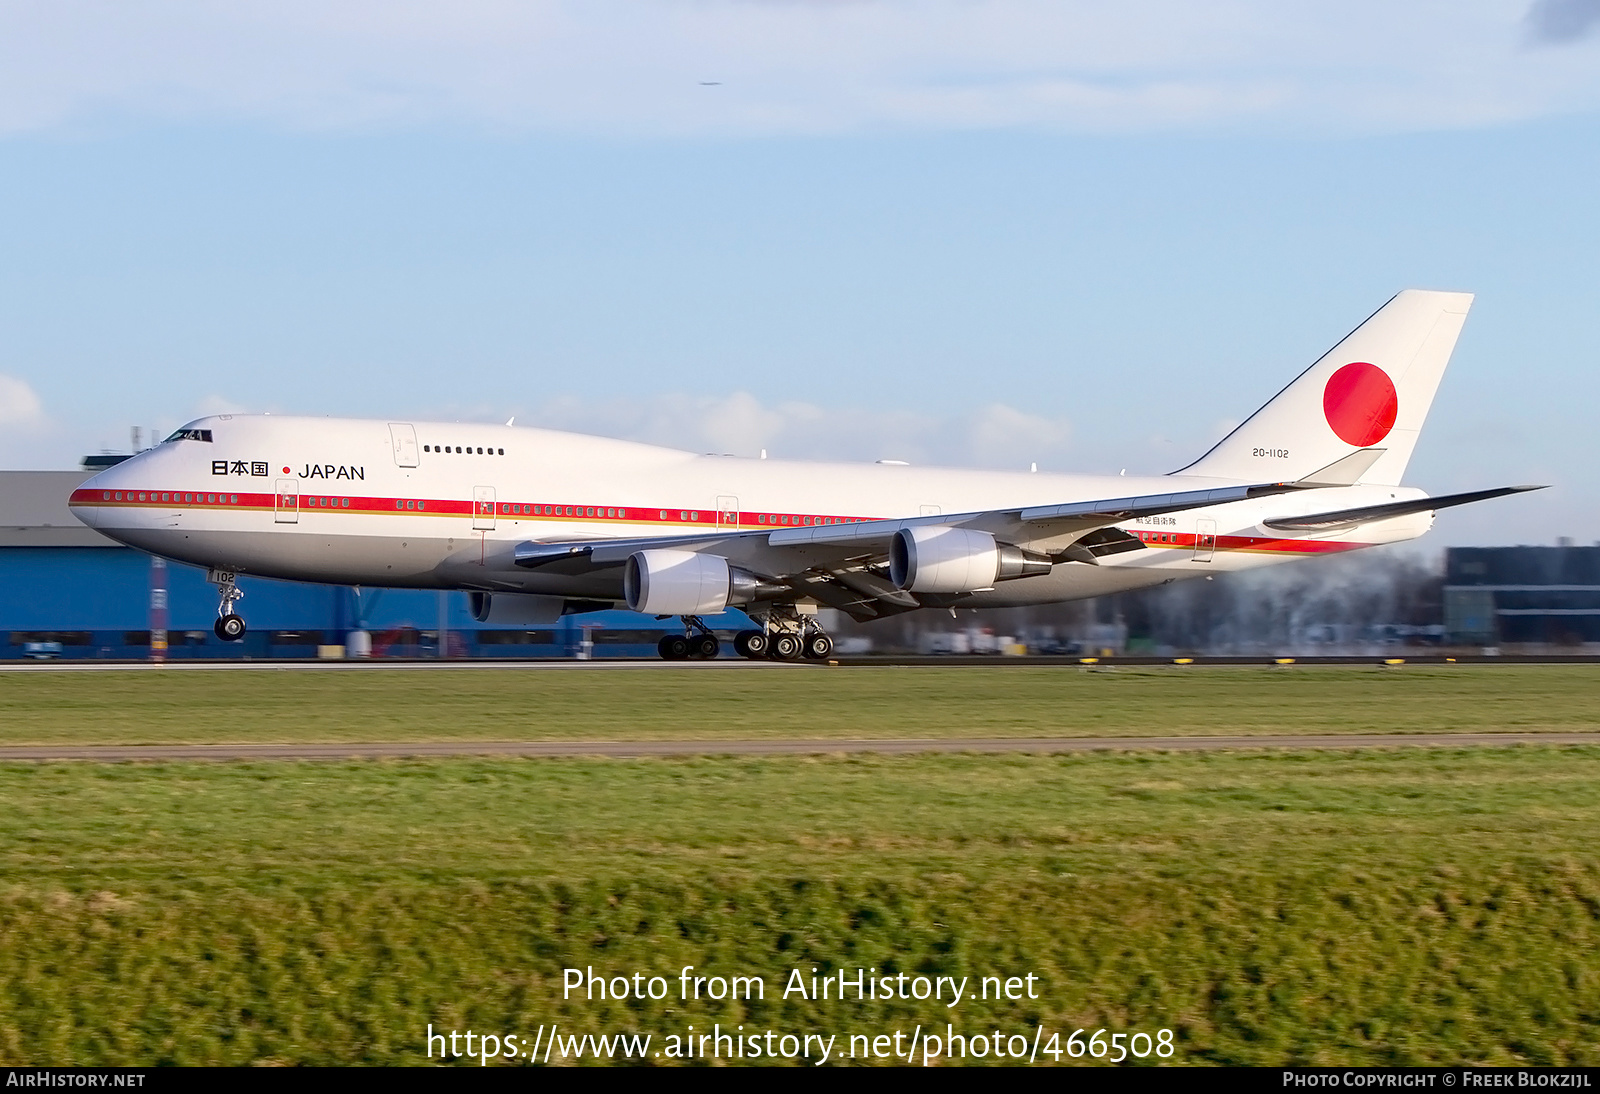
(69, 290, 1540, 659)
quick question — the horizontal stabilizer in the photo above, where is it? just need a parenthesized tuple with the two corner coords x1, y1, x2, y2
(1262, 485, 1545, 532)
(1294, 448, 1386, 487)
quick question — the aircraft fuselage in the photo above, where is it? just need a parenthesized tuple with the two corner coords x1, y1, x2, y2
(70, 414, 1430, 609)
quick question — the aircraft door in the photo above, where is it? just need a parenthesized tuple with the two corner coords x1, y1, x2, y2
(1193, 518, 1217, 562)
(389, 423, 419, 468)
(274, 480, 299, 524)
(473, 486, 496, 531)
(920, 504, 941, 517)
(717, 495, 739, 530)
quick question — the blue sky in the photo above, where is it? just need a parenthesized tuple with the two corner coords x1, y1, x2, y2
(1, 1, 1597, 545)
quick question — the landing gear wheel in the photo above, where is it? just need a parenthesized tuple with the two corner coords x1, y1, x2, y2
(802, 633, 834, 660)
(208, 570, 247, 643)
(658, 634, 690, 660)
(769, 633, 803, 661)
(733, 629, 769, 659)
(690, 633, 721, 660)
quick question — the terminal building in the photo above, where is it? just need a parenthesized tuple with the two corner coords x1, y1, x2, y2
(1, 465, 743, 659)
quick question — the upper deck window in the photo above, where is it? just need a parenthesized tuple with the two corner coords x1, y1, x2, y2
(164, 429, 213, 443)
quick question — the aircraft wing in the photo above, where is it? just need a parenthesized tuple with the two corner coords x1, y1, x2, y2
(511, 477, 1317, 620)
(759, 479, 1306, 554)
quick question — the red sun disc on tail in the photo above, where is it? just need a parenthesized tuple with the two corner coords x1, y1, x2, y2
(1323, 362, 1397, 446)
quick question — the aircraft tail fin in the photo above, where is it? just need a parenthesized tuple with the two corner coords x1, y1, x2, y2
(1175, 289, 1473, 487)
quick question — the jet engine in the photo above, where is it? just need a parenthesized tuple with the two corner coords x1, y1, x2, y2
(889, 526, 1052, 593)
(468, 592, 566, 624)
(623, 549, 762, 615)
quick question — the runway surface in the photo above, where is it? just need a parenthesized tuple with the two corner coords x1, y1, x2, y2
(0, 659, 803, 672)
(2, 732, 1595, 762)
(3, 655, 1598, 672)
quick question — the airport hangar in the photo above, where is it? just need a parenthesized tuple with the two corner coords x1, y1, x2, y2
(0, 464, 744, 660)
(2, 462, 1597, 660)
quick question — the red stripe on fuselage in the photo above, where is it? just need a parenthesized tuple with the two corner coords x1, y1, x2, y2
(1129, 527, 1366, 555)
(69, 488, 1369, 555)
(68, 488, 873, 529)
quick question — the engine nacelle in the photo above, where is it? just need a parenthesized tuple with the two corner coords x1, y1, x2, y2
(468, 592, 567, 625)
(624, 550, 761, 615)
(890, 526, 1052, 593)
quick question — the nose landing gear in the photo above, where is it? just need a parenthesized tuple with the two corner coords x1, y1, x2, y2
(208, 569, 247, 643)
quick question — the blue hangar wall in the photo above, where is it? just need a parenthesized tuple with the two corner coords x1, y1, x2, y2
(0, 546, 750, 661)
(1, 468, 751, 659)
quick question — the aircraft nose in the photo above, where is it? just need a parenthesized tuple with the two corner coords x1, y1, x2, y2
(70, 472, 106, 528)
(71, 457, 147, 529)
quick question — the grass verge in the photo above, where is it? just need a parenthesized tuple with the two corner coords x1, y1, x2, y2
(2, 664, 1597, 745)
(3, 747, 1599, 1065)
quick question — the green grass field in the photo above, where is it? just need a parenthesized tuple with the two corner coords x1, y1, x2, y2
(3, 666, 1599, 1066)
(2, 663, 1597, 744)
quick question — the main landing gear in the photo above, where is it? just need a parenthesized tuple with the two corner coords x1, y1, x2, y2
(208, 569, 248, 643)
(657, 617, 721, 661)
(653, 610, 836, 661)
(736, 609, 832, 662)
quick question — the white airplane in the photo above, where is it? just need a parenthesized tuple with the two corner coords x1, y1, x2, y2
(70, 290, 1539, 660)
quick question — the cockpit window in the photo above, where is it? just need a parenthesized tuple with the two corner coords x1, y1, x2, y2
(164, 429, 213, 443)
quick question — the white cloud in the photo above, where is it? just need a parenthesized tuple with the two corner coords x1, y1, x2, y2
(0, 373, 44, 426)
(511, 390, 1071, 470)
(0, 1, 1596, 137)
